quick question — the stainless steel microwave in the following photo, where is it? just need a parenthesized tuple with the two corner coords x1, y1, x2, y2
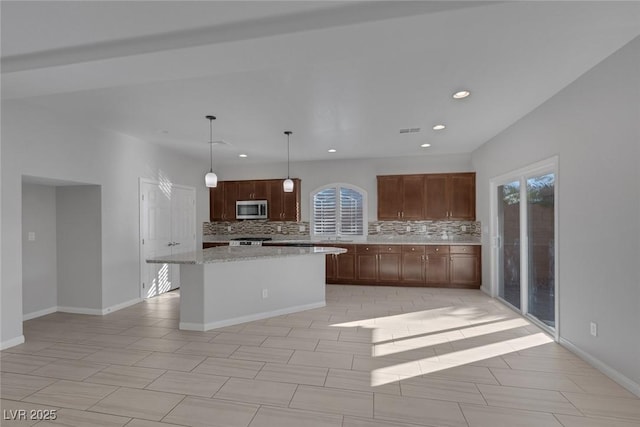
(236, 200, 268, 219)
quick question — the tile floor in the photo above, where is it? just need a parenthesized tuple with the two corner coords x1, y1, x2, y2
(1, 285, 639, 427)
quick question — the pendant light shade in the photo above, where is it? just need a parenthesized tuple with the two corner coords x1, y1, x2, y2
(205, 171, 218, 187)
(283, 131, 294, 193)
(205, 115, 218, 188)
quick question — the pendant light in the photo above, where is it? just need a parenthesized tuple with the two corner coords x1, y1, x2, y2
(283, 131, 294, 192)
(205, 115, 218, 188)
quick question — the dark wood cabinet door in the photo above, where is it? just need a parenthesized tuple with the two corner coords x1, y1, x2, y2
(253, 180, 269, 200)
(267, 180, 284, 220)
(209, 184, 225, 221)
(426, 254, 449, 284)
(237, 181, 254, 200)
(325, 254, 336, 282)
(401, 175, 425, 219)
(449, 173, 475, 220)
(450, 254, 480, 287)
(336, 252, 356, 282)
(356, 254, 378, 283)
(424, 174, 449, 220)
(223, 181, 238, 220)
(378, 253, 401, 282)
(377, 176, 403, 220)
(401, 252, 425, 284)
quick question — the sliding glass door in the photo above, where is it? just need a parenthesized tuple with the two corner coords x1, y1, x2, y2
(497, 181, 521, 309)
(526, 173, 556, 328)
(492, 159, 557, 334)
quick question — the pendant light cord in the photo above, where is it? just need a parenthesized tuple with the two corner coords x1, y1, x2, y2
(207, 115, 216, 173)
(285, 130, 292, 179)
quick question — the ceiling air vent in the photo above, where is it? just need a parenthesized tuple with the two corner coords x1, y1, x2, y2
(399, 128, 421, 134)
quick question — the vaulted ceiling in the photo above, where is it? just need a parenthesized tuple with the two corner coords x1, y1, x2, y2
(2, 1, 639, 164)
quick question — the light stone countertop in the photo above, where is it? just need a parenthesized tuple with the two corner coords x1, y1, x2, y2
(203, 234, 481, 246)
(147, 245, 347, 265)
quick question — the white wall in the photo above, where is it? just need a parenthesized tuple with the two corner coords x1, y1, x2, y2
(215, 154, 473, 221)
(472, 38, 640, 390)
(22, 183, 58, 318)
(1, 100, 210, 348)
(56, 185, 102, 311)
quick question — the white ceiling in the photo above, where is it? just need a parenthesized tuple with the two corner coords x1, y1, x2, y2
(2, 1, 639, 165)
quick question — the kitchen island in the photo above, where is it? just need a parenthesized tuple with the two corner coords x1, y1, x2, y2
(147, 245, 346, 331)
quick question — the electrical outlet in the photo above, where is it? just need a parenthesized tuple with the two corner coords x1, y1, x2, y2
(461, 225, 467, 232)
(277, 225, 282, 232)
(299, 225, 306, 232)
(406, 226, 411, 232)
(376, 225, 382, 232)
(262, 289, 269, 299)
(590, 322, 598, 337)
(227, 226, 231, 232)
(27, 232, 36, 241)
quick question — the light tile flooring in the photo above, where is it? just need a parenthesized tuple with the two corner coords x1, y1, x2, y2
(1, 285, 639, 427)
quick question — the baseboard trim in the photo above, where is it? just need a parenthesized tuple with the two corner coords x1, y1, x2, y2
(57, 306, 103, 315)
(559, 337, 640, 398)
(1, 335, 25, 350)
(23, 306, 58, 321)
(101, 298, 143, 315)
(180, 301, 326, 331)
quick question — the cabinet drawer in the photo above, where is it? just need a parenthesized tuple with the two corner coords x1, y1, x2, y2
(402, 245, 426, 254)
(450, 245, 480, 254)
(379, 245, 401, 254)
(426, 245, 450, 254)
(356, 245, 379, 254)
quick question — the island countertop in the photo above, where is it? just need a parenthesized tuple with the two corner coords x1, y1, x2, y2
(147, 245, 346, 265)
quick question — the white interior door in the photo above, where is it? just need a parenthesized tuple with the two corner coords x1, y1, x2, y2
(140, 180, 196, 298)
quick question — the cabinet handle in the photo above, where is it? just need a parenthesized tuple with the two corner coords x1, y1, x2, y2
(397, 212, 400, 218)
(411, 248, 415, 251)
(435, 248, 439, 252)
(426, 255, 429, 261)
(401, 211, 404, 218)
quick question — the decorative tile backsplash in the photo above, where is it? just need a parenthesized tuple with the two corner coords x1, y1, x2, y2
(203, 220, 480, 238)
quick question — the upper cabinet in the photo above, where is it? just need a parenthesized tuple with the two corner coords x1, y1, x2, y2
(267, 178, 301, 221)
(425, 173, 475, 220)
(377, 175, 425, 220)
(378, 172, 475, 221)
(210, 178, 300, 222)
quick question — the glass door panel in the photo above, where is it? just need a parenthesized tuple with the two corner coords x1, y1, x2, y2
(497, 181, 521, 309)
(527, 173, 555, 327)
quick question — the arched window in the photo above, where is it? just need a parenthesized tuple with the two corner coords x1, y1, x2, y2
(311, 183, 367, 240)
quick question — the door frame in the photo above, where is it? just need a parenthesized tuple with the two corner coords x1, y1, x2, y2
(489, 156, 559, 340)
(139, 178, 196, 299)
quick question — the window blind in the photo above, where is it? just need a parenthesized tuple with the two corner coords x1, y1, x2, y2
(339, 187, 364, 235)
(313, 188, 337, 235)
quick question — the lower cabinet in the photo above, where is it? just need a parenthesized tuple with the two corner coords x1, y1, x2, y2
(449, 245, 481, 287)
(324, 245, 356, 284)
(351, 243, 480, 288)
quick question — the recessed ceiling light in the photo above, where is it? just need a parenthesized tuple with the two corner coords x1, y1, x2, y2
(328, 149, 337, 153)
(420, 143, 431, 148)
(453, 90, 471, 99)
(432, 124, 446, 131)
(239, 154, 248, 158)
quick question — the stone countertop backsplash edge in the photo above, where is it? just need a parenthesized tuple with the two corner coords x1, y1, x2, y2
(203, 234, 481, 245)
